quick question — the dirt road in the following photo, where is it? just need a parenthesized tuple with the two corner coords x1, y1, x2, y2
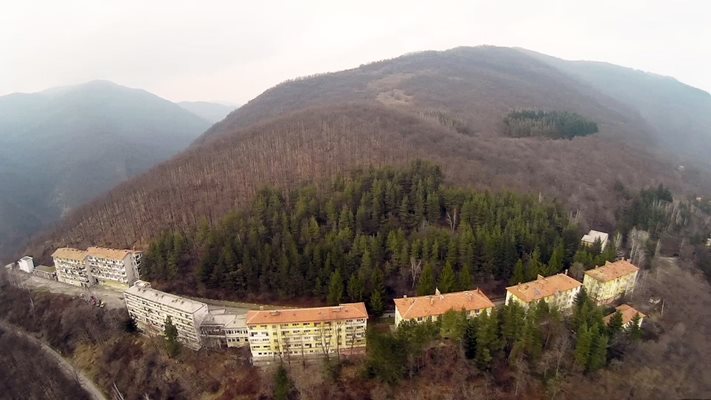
(0, 320, 107, 400)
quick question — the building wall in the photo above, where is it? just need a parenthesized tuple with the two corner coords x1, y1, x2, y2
(124, 291, 208, 350)
(54, 257, 93, 287)
(395, 307, 491, 328)
(87, 253, 141, 287)
(200, 325, 249, 348)
(18, 257, 34, 273)
(505, 287, 580, 312)
(247, 318, 367, 360)
(583, 271, 638, 305)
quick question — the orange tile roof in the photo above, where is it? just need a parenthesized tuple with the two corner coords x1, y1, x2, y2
(246, 303, 368, 325)
(87, 247, 138, 261)
(506, 274, 581, 303)
(584, 260, 639, 282)
(393, 289, 494, 320)
(603, 304, 646, 326)
(51, 248, 88, 261)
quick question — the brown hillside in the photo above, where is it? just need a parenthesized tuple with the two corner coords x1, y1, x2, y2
(23, 46, 704, 259)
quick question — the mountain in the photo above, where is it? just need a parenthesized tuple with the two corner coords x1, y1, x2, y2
(523, 49, 711, 170)
(0, 80, 211, 259)
(22, 47, 711, 260)
(178, 101, 236, 123)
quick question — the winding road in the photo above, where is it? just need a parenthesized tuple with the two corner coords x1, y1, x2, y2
(0, 320, 107, 400)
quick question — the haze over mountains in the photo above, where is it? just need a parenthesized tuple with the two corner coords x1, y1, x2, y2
(178, 101, 236, 124)
(18, 46, 711, 260)
(0, 80, 215, 258)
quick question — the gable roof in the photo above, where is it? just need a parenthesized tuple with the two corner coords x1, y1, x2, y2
(603, 304, 646, 326)
(582, 230, 609, 244)
(506, 273, 581, 303)
(584, 259, 639, 282)
(394, 289, 494, 320)
(246, 303, 368, 325)
(87, 247, 137, 261)
(51, 247, 88, 261)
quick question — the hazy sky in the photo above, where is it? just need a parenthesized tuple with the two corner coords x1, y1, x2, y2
(2, 0, 709, 104)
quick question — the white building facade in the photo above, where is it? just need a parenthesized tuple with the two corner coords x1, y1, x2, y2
(17, 256, 35, 273)
(52, 248, 92, 287)
(124, 283, 209, 350)
(86, 247, 141, 288)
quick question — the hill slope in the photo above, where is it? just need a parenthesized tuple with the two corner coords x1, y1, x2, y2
(23, 47, 709, 259)
(0, 81, 210, 259)
(178, 101, 236, 123)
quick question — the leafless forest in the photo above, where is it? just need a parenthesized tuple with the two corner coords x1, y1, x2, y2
(24, 47, 710, 261)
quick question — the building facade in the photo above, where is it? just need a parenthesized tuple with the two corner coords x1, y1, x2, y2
(86, 247, 142, 288)
(52, 248, 92, 287)
(18, 256, 35, 273)
(33, 265, 57, 280)
(393, 289, 494, 328)
(199, 311, 249, 349)
(583, 259, 639, 305)
(246, 303, 368, 361)
(506, 273, 582, 311)
(124, 283, 209, 350)
(581, 230, 609, 250)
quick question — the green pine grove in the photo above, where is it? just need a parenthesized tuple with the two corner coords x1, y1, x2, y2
(142, 161, 603, 309)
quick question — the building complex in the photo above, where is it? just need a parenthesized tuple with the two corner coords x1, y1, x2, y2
(199, 310, 249, 348)
(393, 289, 494, 327)
(506, 273, 582, 311)
(583, 259, 639, 305)
(124, 282, 209, 350)
(245, 303, 368, 361)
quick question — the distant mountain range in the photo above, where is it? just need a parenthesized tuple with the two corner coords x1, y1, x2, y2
(178, 101, 236, 123)
(0, 80, 214, 259)
(19, 47, 711, 261)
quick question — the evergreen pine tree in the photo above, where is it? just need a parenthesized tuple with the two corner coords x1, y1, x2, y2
(347, 274, 365, 302)
(164, 316, 180, 358)
(458, 263, 473, 290)
(417, 263, 436, 296)
(327, 269, 344, 305)
(439, 262, 457, 293)
(606, 311, 624, 338)
(587, 331, 608, 372)
(510, 259, 526, 285)
(574, 323, 593, 369)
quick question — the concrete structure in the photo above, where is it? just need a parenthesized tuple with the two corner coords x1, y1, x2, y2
(246, 303, 368, 361)
(603, 304, 645, 328)
(393, 289, 494, 328)
(52, 248, 92, 287)
(506, 273, 582, 311)
(124, 284, 209, 350)
(33, 265, 57, 281)
(581, 230, 609, 250)
(86, 247, 142, 288)
(200, 310, 249, 348)
(583, 260, 639, 305)
(17, 256, 35, 273)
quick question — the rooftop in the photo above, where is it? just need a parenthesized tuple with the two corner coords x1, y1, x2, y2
(246, 303, 368, 325)
(87, 247, 139, 261)
(582, 230, 609, 244)
(394, 289, 494, 320)
(202, 312, 247, 329)
(506, 273, 582, 303)
(35, 265, 56, 273)
(124, 285, 208, 314)
(19, 256, 33, 261)
(603, 304, 646, 326)
(51, 247, 88, 261)
(584, 260, 639, 282)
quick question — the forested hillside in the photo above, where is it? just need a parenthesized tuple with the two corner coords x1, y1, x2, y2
(24, 46, 709, 261)
(0, 81, 211, 259)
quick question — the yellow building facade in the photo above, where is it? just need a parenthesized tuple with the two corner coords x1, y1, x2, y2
(506, 273, 582, 312)
(583, 260, 639, 305)
(246, 303, 368, 361)
(393, 289, 494, 328)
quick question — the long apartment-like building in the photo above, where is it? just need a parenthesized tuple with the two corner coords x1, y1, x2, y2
(51, 246, 142, 288)
(124, 282, 209, 350)
(506, 273, 582, 311)
(52, 248, 92, 287)
(583, 259, 639, 305)
(246, 303, 368, 361)
(393, 289, 494, 328)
